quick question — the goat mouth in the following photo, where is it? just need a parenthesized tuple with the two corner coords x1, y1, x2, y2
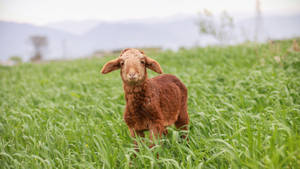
(126, 78, 143, 85)
(128, 77, 137, 81)
(127, 79, 139, 84)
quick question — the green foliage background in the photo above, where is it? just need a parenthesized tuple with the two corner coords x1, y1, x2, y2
(1, 39, 300, 168)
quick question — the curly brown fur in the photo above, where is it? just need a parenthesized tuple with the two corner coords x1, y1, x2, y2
(101, 48, 189, 147)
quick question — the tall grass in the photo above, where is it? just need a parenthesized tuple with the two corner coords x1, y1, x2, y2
(1, 39, 299, 168)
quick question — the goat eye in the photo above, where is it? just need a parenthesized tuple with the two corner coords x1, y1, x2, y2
(141, 60, 145, 64)
(120, 62, 124, 66)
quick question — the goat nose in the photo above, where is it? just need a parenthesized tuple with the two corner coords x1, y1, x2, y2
(128, 73, 136, 79)
(129, 73, 135, 77)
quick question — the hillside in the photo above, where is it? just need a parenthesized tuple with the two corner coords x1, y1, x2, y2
(1, 14, 300, 61)
(0, 39, 299, 168)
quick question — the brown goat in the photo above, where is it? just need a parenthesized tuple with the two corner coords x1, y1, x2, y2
(101, 48, 189, 147)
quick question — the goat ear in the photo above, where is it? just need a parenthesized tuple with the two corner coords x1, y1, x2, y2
(101, 58, 120, 74)
(145, 57, 163, 74)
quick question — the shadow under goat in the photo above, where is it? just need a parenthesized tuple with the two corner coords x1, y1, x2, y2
(101, 48, 189, 148)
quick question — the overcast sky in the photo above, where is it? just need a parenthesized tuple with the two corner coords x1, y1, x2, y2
(0, 0, 299, 25)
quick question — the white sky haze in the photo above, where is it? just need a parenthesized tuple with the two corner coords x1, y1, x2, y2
(0, 0, 299, 25)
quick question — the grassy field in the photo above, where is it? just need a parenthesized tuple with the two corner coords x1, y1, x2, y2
(1, 39, 300, 169)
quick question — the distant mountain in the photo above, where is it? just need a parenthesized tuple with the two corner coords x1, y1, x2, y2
(83, 16, 202, 50)
(1, 14, 300, 61)
(236, 14, 300, 42)
(0, 21, 77, 61)
(46, 20, 100, 35)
